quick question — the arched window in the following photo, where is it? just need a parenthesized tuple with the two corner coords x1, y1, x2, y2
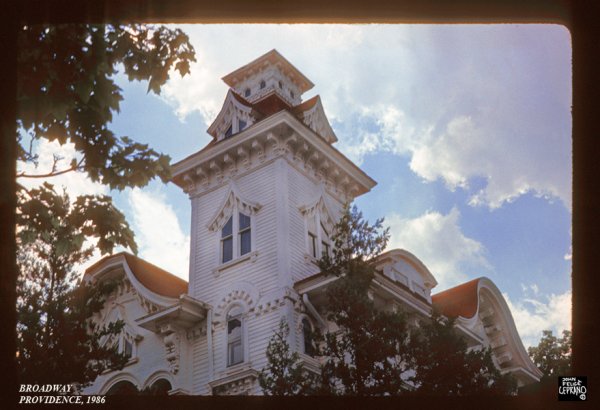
(227, 306, 244, 366)
(302, 318, 315, 357)
(259, 80, 266, 89)
(106, 381, 138, 395)
(146, 379, 172, 396)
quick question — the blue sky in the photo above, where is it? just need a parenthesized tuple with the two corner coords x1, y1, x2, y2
(18, 24, 571, 347)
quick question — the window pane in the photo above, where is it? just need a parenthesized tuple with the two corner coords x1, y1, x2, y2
(222, 237, 233, 263)
(322, 241, 330, 257)
(225, 124, 233, 138)
(239, 213, 251, 230)
(238, 119, 247, 131)
(222, 217, 233, 238)
(320, 222, 329, 239)
(302, 319, 314, 357)
(308, 233, 317, 258)
(124, 339, 133, 358)
(228, 340, 243, 366)
(228, 315, 243, 366)
(240, 231, 251, 255)
(228, 318, 241, 337)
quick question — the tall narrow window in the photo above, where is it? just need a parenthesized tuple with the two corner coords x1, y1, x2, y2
(238, 119, 247, 132)
(307, 215, 318, 257)
(302, 318, 315, 357)
(239, 213, 251, 256)
(321, 223, 330, 257)
(308, 233, 317, 258)
(225, 124, 233, 139)
(123, 338, 133, 359)
(227, 306, 243, 366)
(221, 216, 233, 263)
(244, 88, 251, 97)
(260, 80, 266, 89)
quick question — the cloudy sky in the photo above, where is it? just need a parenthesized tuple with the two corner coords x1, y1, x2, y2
(20, 24, 571, 348)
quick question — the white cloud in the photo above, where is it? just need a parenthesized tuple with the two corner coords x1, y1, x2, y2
(386, 207, 490, 290)
(127, 188, 190, 280)
(409, 115, 571, 210)
(503, 290, 571, 348)
(159, 24, 571, 211)
(17, 139, 107, 197)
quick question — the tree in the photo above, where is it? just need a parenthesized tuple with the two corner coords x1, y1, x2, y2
(15, 23, 196, 387)
(317, 205, 413, 396)
(261, 204, 518, 396)
(259, 321, 318, 395)
(408, 311, 517, 395)
(528, 329, 571, 380)
(17, 24, 195, 189)
(16, 183, 135, 388)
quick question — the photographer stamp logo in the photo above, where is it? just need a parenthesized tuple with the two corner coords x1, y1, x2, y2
(558, 376, 587, 401)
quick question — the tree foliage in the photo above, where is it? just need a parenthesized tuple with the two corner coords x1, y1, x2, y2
(409, 311, 517, 395)
(16, 183, 135, 388)
(317, 207, 410, 395)
(527, 329, 571, 380)
(17, 24, 196, 189)
(15, 23, 197, 388)
(259, 321, 318, 395)
(261, 204, 518, 396)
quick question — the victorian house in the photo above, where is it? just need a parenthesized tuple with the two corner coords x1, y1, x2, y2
(83, 50, 543, 395)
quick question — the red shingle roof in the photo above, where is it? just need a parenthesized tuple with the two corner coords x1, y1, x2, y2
(431, 278, 481, 319)
(86, 252, 187, 298)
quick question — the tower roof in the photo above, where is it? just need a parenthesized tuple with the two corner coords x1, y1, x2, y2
(222, 49, 314, 94)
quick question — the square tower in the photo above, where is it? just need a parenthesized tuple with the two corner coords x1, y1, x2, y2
(171, 50, 375, 394)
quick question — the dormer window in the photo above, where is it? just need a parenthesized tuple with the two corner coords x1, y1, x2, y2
(244, 88, 251, 97)
(290, 90, 295, 99)
(260, 80, 266, 89)
(278, 81, 283, 89)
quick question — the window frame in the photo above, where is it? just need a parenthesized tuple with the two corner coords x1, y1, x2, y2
(301, 317, 316, 357)
(221, 216, 234, 264)
(304, 210, 332, 260)
(217, 208, 255, 267)
(225, 305, 246, 368)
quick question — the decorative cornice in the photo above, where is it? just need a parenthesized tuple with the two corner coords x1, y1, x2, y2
(172, 111, 375, 200)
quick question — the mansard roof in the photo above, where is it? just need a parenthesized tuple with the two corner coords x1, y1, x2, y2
(431, 278, 480, 318)
(206, 89, 336, 144)
(84, 252, 187, 299)
(432, 277, 544, 382)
